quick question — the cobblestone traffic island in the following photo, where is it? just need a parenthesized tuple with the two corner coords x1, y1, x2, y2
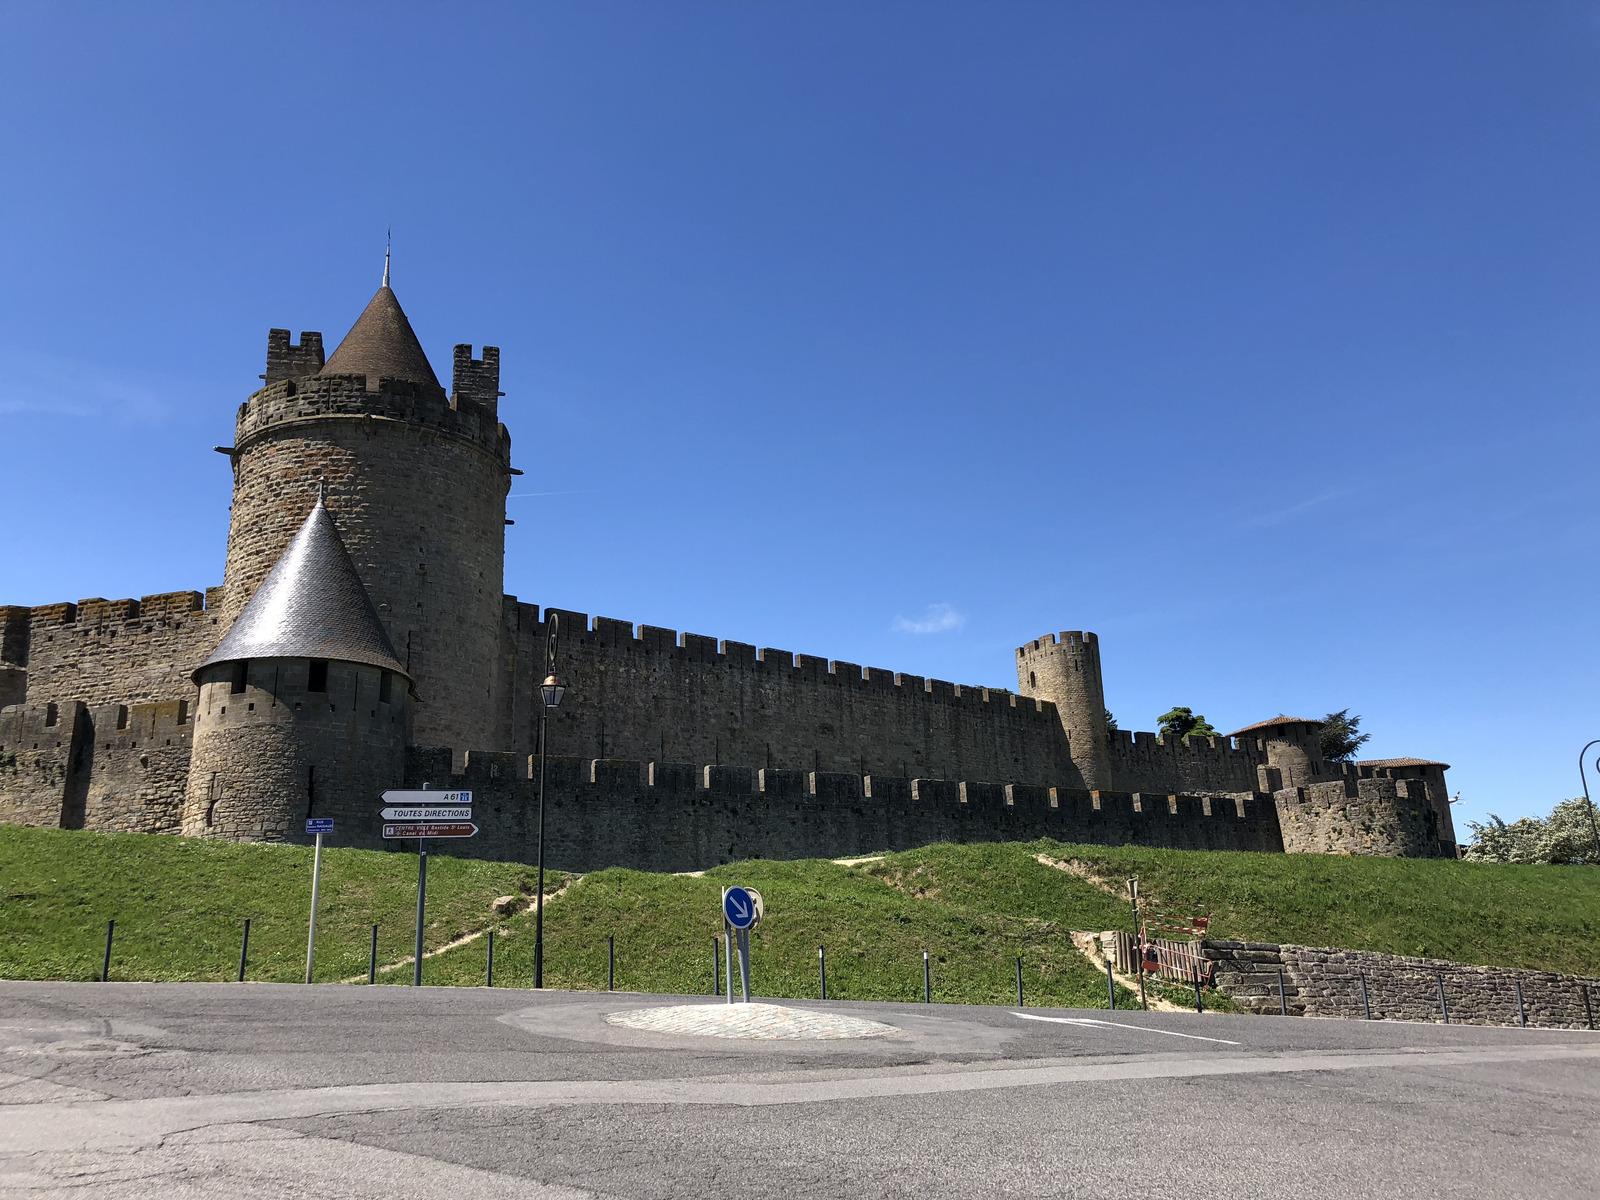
(605, 1003, 900, 1040)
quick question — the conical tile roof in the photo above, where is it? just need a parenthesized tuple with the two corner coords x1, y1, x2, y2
(320, 285, 440, 389)
(196, 494, 408, 681)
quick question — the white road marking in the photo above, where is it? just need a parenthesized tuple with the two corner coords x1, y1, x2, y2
(1010, 1012, 1241, 1045)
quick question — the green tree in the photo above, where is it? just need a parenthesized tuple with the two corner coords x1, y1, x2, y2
(1319, 709, 1371, 762)
(1464, 798, 1600, 865)
(1105, 709, 1118, 731)
(1157, 707, 1218, 741)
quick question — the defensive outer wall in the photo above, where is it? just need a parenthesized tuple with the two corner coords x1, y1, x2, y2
(0, 272, 1459, 864)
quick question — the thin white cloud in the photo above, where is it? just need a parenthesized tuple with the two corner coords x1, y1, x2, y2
(893, 603, 966, 635)
(0, 347, 173, 421)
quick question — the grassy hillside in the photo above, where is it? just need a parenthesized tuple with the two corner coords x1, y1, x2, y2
(0, 827, 1135, 1007)
(1043, 841, 1600, 977)
(4, 826, 1597, 999)
(0, 825, 551, 984)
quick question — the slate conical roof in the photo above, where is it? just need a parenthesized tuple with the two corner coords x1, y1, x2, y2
(320, 284, 441, 389)
(196, 494, 408, 681)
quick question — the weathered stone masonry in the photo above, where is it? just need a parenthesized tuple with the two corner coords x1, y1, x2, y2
(1205, 941, 1600, 1030)
(0, 269, 1459, 865)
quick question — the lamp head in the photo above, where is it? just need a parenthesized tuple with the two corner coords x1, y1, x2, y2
(541, 674, 566, 709)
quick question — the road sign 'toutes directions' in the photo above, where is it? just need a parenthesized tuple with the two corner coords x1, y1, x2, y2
(379, 806, 471, 821)
(723, 886, 763, 930)
(382, 822, 478, 839)
(382, 790, 471, 806)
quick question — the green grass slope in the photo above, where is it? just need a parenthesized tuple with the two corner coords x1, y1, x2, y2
(1046, 841, 1600, 976)
(411, 851, 1132, 1007)
(4, 826, 1596, 996)
(0, 825, 550, 983)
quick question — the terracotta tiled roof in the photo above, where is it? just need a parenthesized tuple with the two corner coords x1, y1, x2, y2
(321, 285, 440, 389)
(197, 494, 407, 680)
(1227, 714, 1324, 738)
(1357, 757, 1451, 771)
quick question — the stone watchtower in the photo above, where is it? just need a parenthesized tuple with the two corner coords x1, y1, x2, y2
(1229, 715, 1329, 791)
(217, 258, 511, 752)
(182, 492, 412, 842)
(1016, 631, 1112, 791)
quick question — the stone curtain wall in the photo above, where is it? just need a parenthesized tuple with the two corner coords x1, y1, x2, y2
(0, 592, 223, 710)
(0, 699, 195, 833)
(81, 700, 194, 834)
(0, 702, 88, 827)
(492, 603, 1082, 788)
(393, 749, 1286, 873)
(1205, 941, 1600, 1030)
(1107, 729, 1265, 796)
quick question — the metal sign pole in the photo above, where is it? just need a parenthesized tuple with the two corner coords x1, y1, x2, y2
(304, 831, 324, 984)
(414, 783, 429, 987)
(414, 838, 427, 986)
(726, 930, 734, 1004)
(737, 927, 751, 1003)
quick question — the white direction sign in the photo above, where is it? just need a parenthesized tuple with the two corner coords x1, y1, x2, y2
(380, 806, 471, 821)
(383, 790, 471, 806)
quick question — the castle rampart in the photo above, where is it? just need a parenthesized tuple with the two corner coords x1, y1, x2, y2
(0, 269, 1456, 865)
(1274, 776, 1446, 857)
(492, 602, 1080, 787)
(0, 590, 223, 711)
(395, 748, 1288, 873)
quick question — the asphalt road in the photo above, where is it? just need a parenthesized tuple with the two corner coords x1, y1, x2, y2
(1, 981, 1596, 1199)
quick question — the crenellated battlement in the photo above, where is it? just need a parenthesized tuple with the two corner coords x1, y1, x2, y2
(237, 373, 509, 463)
(389, 747, 1287, 871)
(451, 344, 501, 418)
(264, 329, 325, 383)
(527, 605, 1048, 714)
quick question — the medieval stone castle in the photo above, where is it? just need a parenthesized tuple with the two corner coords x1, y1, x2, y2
(0, 270, 1459, 869)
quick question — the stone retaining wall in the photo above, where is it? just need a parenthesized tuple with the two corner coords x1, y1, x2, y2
(1204, 940, 1600, 1030)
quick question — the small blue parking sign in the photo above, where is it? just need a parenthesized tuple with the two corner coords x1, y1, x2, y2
(306, 818, 334, 835)
(723, 886, 761, 930)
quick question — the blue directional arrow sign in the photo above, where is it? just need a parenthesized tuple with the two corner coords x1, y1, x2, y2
(723, 886, 758, 930)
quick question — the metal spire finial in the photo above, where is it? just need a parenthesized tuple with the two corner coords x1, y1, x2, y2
(317, 476, 327, 505)
(382, 228, 391, 288)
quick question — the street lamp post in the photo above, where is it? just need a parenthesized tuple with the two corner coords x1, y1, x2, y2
(533, 612, 566, 988)
(1577, 740, 1600, 863)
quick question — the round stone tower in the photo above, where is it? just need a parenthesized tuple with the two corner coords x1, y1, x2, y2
(183, 493, 411, 843)
(1228, 715, 1328, 790)
(217, 260, 510, 753)
(1017, 631, 1112, 791)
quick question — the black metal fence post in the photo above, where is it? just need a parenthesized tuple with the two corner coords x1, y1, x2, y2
(924, 951, 931, 1003)
(1106, 959, 1115, 1010)
(1438, 974, 1450, 1024)
(368, 925, 378, 984)
(1515, 979, 1527, 1027)
(1016, 957, 1024, 1008)
(1583, 984, 1594, 1030)
(819, 945, 826, 1001)
(101, 920, 114, 982)
(1192, 964, 1203, 1014)
(486, 930, 495, 988)
(1360, 971, 1372, 1020)
(1277, 968, 1287, 1016)
(711, 937, 719, 995)
(608, 935, 615, 991)
(237, 919, 250, 983)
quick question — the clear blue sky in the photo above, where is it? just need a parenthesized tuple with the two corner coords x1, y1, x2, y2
(2, 3, 1596, 833)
